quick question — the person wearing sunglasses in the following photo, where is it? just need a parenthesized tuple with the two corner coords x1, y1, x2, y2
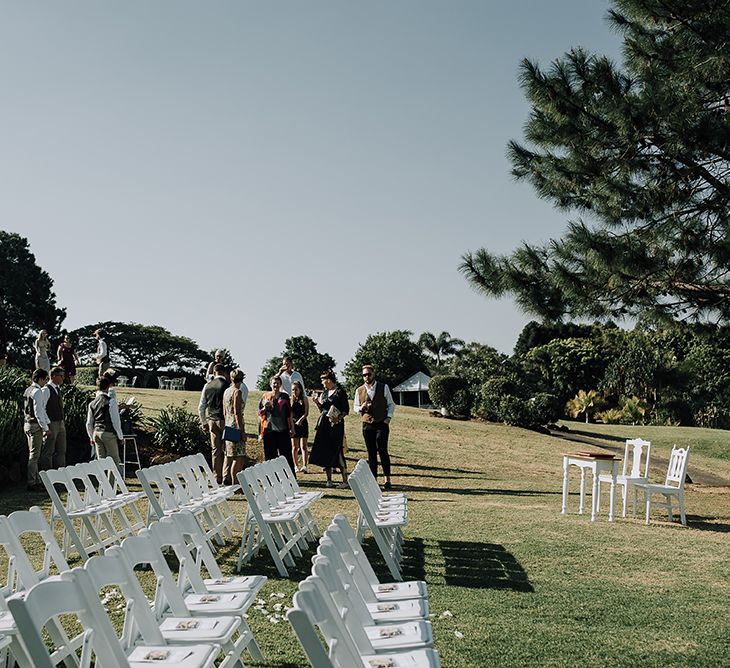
(353, 364, 396, 490)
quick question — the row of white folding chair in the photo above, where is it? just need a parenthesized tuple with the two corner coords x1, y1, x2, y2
(7, 569, 220, 668)
(236, 457, 322, 577)
(288, 554, 438, 667)
(0, 508, 80, 668)
(327, 514, 427, 604)
(136, 460, 233, 546)
(117, 524, 264, 664)
(41, 457, 146, 559)
(348, 460, 407, 581)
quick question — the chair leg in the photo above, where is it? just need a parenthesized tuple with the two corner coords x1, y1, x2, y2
(666, 494, 673, 522)
(679, 493, 687, 526)
(621, 483, 627, 518)
(596, 479, 601, 512)
(632, 486, 638, 519)
(645, 490, 651, 525)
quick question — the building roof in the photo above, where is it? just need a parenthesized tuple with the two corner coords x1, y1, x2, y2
(393, 371, 431, 393)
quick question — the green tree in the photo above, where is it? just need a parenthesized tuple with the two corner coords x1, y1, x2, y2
(522, 337, 608, 405)
(0, 231, 66, 366)
(257, 335, 336, 390)
(343, 330, 428, 394)
(68, 322, 209, 372)
(417, 331, 465, 372)
(461, 0, 730, 323)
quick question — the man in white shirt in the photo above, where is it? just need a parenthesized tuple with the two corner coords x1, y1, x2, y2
(94, 328, 110, 377)
(353, 364, 396, 489)
(24, 368, 50, 490)
(278, 356, 305, 396)
(86, 375, 124, 464)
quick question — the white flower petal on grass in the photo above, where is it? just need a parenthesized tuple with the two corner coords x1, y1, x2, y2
(273, 603, 283, 611)
(439, 611, 453, 618)
(275, 592, 285, 598)
(454, 631, 464, 639)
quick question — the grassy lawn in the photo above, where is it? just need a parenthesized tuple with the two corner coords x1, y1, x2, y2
(2, 387, 729, 667)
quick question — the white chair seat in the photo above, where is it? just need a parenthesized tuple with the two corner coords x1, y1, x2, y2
(371, 581, 427, 602)
(360, 647, 441, 667)
(158, 615, 239, 642)
(184, 591, 255, 616)
(202, 575, 267, 593)
(127, 643, 218, 668)
(365, 620, 433, 650)
(0, 612, 16, 633)
(367, 599, 429, 623)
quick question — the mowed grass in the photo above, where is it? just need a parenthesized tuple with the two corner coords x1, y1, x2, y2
(2, 387, 730, 667)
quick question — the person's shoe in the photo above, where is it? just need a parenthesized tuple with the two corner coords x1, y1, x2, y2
(383, 481, 392, 490)
(325, 481, 335, 488)
(301, 466, 309, 474)
(337, 480, 349, 489)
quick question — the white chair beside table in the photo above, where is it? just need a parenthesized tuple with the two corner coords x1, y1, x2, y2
(597, 438, 652, 517)
(633, 445, 691, 526)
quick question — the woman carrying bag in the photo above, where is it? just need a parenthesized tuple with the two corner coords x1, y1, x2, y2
(309, 368, 349, 488)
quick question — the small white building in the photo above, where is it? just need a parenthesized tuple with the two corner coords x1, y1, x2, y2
(393, 371, 431, 408)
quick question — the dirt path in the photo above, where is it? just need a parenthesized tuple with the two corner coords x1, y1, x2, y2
(549, 429, 730, 488)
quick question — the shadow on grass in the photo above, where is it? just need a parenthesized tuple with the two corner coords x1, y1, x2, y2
(395, 483, 561, 497)
(686, 515, 730, 533)
(396, 461, 484, 476)
(559, 428, 626, 444)
(364, 537, 534, 592)
(438, 540, 534, 592)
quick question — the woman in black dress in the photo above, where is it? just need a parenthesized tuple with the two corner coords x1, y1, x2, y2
(309, 369, 349, 488)
(290, 380, 310, 473)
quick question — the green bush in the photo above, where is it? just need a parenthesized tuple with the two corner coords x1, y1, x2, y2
(477, 377, 517, 421)
(0, 366, 27, 459)
(529, 393, 561, 425)
(596, 408, 625, 424)
(60, 383, 95, 464)
(75, 366, 98, 386)
(428, 375, 473, 416)
(149, 402, 207, 455)
(498, 395, 533, 426)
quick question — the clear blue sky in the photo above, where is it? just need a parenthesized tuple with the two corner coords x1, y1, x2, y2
(2, 1, 621, 378)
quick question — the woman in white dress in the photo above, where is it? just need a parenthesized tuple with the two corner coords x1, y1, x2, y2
(34, 330, 51, 371)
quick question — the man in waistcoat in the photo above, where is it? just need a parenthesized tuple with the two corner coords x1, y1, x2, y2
(94, 328, 110, 377)
(23, 368, 50, 490)
(353, 364, 396, 489)
(198, 363, 231, 484)
(41, 366, 67, 471)
(85, 375, 124, 464)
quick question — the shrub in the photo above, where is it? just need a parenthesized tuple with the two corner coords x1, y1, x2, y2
(0, 366, 26, 459)
(529, 393, 561, 425)
(565, 390, 605, 423)
(60, 383, 95, 464)
(75, 366, 98, 386)
(621, 395, 648, 425)
(477, 377, 517, 421)
(428, 375, 473, 416)
(149, 402, 207, 455)
(498, 395, 533, 426)
(596, 408, 625, 424)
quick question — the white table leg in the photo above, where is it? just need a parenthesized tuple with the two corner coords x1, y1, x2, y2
(590, 465, 599, 522)
(578, 467, 587, 515)
(561, 457, 569, 514)
(608, 463, 616, 522)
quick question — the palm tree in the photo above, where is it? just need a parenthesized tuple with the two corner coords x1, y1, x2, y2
(418, 331, 465, 369)
(566, 389, 604, 423)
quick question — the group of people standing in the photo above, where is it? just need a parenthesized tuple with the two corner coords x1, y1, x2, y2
(31, 328, 108, 383)
(197, 354, 397, 490)
(22, 362, 127, 490)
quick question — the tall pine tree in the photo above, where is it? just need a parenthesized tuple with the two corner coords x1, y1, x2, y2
(461, 0, 730, 323)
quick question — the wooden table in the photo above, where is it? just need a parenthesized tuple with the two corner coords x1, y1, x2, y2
(561, 453, 620, 522)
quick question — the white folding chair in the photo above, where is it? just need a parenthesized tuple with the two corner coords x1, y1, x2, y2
(7, 570, 218, 668)
(124, 527, 264, 663)
(329, 514, 427, 601)
(349, 462, 407, 581)
(236, 465, 311, 577)
(633, 446, 691, 525)
(167, 511, 266, 594)
(288, 583, 440, 668)
(597, 438, 652, 517)
(81, 550, 243, 667)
